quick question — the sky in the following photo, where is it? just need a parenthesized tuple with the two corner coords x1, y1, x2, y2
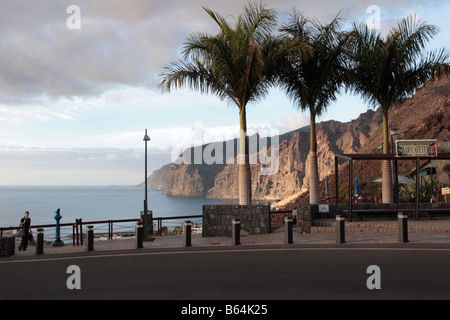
(0, 0, 448, 186)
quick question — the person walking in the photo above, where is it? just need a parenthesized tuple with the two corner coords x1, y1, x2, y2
(18, 211, 31, 251)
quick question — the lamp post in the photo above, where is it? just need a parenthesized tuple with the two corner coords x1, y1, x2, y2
(390, 126, 400, 203)
(142, 129, 153, 241)
(143, 129, 150, 214)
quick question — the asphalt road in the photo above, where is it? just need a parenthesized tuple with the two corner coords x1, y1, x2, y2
(1, 244, 449, 301)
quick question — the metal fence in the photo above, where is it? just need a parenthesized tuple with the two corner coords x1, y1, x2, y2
(0, 215, 203, 245)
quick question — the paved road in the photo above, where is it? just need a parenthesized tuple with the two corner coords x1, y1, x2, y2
(1, 243, 449, 301)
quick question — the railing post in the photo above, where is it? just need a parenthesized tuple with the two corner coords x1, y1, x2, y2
(36, 228, 44, 255)
(284, 216, 293, 244)
(72, 223, 75, 246)
(232, 218, 241, 246)
(75, 219, 80, 247)
(135, 222, 143, 249)
(184, 220, 192, 247)
(336, 215, 346, 244)
(109, 220, 113, 240)
(79, 218, 83, 246)
(85, 225, 94, 252)
(398, 213, 409, 243)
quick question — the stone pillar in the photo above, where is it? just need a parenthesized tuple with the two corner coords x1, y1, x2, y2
(0, 237, 15, 257)
(296, 205, 313, 234)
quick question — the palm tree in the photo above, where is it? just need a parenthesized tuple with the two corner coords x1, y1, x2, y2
(160, 1, 303, 205)
(278, 10, 350, 204)
(348, 15, 449, 203)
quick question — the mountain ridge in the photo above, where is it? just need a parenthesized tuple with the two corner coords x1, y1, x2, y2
(146, 75, 449, 203)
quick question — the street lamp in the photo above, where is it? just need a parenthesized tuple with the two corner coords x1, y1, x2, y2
(143, 129, 150, 214)
(142, 129, 153, 241)
(390, 126, 399, 154)
(390, 126, 400, 203)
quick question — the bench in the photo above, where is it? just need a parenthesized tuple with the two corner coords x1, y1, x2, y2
(419, 208, 450, 219)
(351, 209, 398, 221)
(343, 208, 450, 220)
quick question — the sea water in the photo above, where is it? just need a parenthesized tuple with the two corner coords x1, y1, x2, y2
(0, 186, 226, 240)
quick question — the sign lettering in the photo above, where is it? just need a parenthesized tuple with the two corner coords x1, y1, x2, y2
(395, 140, 437, 157)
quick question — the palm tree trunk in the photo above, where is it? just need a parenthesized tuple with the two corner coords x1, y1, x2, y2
(381, 108, 393, 204)
(239, 108, 252, 205)
(309, 109, 320, 205)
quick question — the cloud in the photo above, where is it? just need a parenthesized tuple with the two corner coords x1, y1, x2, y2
(0, 146, 172, 185)
(2, 0, 444, 106)
(0, 104, 76, 123)
(279, 114, 310, 132)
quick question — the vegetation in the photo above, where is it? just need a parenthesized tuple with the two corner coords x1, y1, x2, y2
(278, 10, 351, 204)
(160, 1, 449, 204)
(346, 15, 449, 203)
(160, 1, 305, 205)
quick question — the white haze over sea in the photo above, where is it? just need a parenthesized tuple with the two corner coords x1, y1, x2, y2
(0, 186, 225, 240)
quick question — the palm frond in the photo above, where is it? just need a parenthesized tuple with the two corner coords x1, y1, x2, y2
(348, 15, 449, 111)
(159, 0, 291, 113)
(278, 8, 349, 116)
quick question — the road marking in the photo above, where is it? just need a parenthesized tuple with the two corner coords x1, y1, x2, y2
(1, 246, 450, 265)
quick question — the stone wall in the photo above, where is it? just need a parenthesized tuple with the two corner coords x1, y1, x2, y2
(0, 236, 15, 257)
(296, 203, 450, 233)
(296, 205, 316, 233)
(202, 205, 271, 237)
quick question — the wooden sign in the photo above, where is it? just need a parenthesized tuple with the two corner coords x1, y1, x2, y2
(395, 139, 437, 157)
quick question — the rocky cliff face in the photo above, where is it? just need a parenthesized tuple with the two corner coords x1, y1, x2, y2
(148, 75, 449, 203)
(293, 74, 450, 205)
(148, 107, 381, 201)
(146, 164, 171, 190)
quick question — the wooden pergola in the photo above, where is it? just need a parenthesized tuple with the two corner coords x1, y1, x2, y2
(334, 153, 450, 221)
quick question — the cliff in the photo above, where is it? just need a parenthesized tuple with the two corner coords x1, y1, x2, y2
(147, 107, 381, 201)
(147, 75, 449, 202)
(293, 74, 450, 205)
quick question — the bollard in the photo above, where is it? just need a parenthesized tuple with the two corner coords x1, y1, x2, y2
(85, 226, 94, 252)
(36, 228, 44, 255)
(135, 222, 143, 249)
(398, 213, 409, 243)
(336, 215, 346, 244)
(232, 218, 241, 246)
(184, 220, 192, 247)
(284, 216, 293, 244)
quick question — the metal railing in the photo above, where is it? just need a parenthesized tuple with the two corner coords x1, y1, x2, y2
(2, 212, 298, 244)
(1, 215, 204, 246)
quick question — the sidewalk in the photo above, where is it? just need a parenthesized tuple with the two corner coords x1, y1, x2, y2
(10, 218, 450, 257)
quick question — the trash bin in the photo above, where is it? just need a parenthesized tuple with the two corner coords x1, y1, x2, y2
(140, 210, 154, 241)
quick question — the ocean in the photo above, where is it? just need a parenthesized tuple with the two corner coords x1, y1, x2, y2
(0, 186, 226, 240)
